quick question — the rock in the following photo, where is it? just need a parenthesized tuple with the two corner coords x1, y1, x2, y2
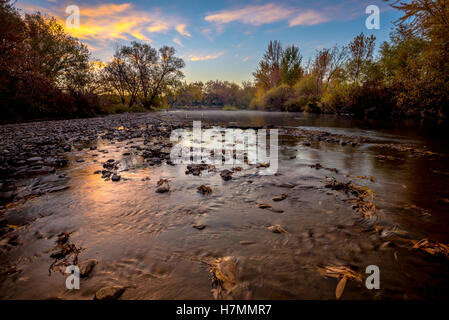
(26, 156, 43, 163)
(220, 169, 233, 181)
(185, 164, 214, 176)
(79, 259, 98, 277)
(101, 170, 112, 178)
(272, 194, 288, 201)
(111, 174, 121, 182)
(258, 203, 272, 209)
(93, 170, 101, 174)
(63, 145, 72, 152)
(192, 224, 206, 230)
(197, 185, 212, 195)
(156, 179, 170, 193)
(94, 286, 125, 300)
(76, 159, 85, 163)
(239, 241, 255, 245)
(107, 159, 115, 163)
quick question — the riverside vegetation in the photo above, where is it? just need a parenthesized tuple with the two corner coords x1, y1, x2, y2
(1, 0, 449, 122)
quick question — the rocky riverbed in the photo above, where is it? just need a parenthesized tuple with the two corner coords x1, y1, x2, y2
(1, 111, 448, 300)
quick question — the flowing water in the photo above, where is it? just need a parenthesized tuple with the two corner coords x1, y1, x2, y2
(1, 111, 448, 299)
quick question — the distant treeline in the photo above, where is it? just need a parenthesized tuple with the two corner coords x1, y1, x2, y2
(1, 0, 448, 122)
(169, 0, 449, 120)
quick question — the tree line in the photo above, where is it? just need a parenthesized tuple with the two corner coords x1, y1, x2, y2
(248, 0, 449, 119)
(0, 0, 185, 122)
(1, 0, 448, 122)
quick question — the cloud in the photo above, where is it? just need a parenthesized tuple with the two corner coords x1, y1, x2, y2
(205, 2, 330, 28)
(176, 24, 191, 37)
(289, 10, 330, 26)
(205, 3, 291, 26)
(188, 51, 225, 61)
(18, 2, 189, 44)
(173, 37, 184, 47)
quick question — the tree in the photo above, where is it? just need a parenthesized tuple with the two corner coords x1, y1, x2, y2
(253, 40, 283, 91)
(118, 42, 184, 109)
(106, 42, 184, 109)
(280, 45, 303, 86)
(346, 33, 376, 83)
(23, 13, 90, 90)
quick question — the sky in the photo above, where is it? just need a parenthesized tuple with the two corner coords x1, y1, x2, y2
(16, 0, 404, 83)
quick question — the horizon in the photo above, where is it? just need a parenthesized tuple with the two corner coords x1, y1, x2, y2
(16, 0, 403, 84)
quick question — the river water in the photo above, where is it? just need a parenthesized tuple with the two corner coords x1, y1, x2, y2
(1, 111, 448, 299)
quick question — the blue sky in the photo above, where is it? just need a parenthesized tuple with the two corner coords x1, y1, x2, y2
(17, 0, 403, 83)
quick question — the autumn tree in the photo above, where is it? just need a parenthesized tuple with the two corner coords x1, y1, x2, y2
(346, 33, 376, 83)
(23, 13, 91, 90)
(253, 40, 283, 91)
(107, 42, 185, 109)
(280, 45, 303, 86)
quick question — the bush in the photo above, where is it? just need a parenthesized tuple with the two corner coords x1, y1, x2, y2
(261, 85, 295, 111)
(321, 82, 394, 117)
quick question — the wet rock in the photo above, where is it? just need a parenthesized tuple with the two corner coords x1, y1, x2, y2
(94, 286, 125, 300)
(272, 194, 288, 202)
(186, 164, 214, 176)
(78, 259, 98, 277)
(156, 179, 170, 193)
(192, 224, 206, 230)
(197, 185, 212, 195)
(239, 241, 255, 245)
(26, 156, 43, 163)
(220, 169, 233, 181)
(103, 161, 117, 170)
(111, 174, 121, 182)
(278, 183, 294, 188)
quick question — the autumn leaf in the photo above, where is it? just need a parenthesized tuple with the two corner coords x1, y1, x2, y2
(336, 276, 347, 300)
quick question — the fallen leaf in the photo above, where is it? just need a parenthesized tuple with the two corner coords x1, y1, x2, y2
(336, 276, 347, 300)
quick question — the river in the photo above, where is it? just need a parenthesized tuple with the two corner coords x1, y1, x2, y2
(0, 110, 448, 299)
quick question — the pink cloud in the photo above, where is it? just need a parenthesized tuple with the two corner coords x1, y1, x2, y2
(205, 3, 291, 26)
(205, 2, 331, 28)
(289, 10, 330, 26)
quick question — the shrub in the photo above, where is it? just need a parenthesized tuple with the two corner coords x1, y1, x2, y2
(261, 85, 295, 111)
